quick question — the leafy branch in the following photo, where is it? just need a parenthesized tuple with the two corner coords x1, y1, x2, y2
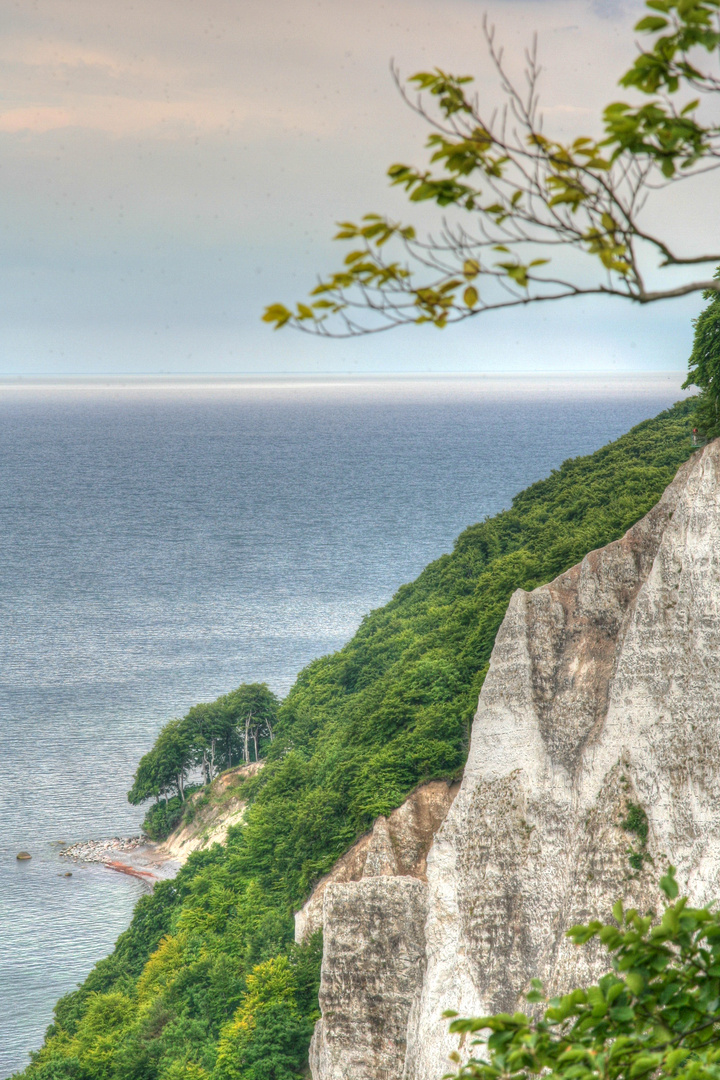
(264, 0, 720, 337)
(446, 870, 720, 1080)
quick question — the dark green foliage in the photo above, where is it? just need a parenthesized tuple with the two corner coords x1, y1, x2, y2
(141, 797, 187, 842)
(683, 269, 720, 438)
(20, 400, 696, 1080)
(622, 801, 650, 872)
(128, 718, 195, 805)
(23, 1060, 88, 1080)
(622, 802, 649, 846)
(217, 1002, 315, 1080)
(128, 685, 280, 809)
(448, 871, 720, 1080)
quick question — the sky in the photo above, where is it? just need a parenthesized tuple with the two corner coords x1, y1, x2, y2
(1, 0, 717, 379)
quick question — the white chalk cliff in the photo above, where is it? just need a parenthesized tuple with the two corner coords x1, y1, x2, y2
(299, 439, 720, 1080)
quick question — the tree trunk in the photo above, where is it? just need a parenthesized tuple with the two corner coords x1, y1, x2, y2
(265, 718, 274, 743)
(210, 738, 216, 778)
(202, 749, 210, 786)
(243, 712, 252, 765)
(178, 773, 185, 802)
(252, 729, 259, 762)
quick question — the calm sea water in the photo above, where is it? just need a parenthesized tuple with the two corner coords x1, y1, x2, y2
(0, 375, 687, 1076)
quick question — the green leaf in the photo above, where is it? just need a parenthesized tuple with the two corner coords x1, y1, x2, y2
(464, 286, 479, 308)
(660, 867, 679, 899)
(635, 15, 669, 30)
(262, 303, 292, 328)
(665, 1048, 689, 1069)
(629, 1053, 662, 1077)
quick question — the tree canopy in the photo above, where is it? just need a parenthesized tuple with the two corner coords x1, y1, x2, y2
(128, 684, 279, 808)
(264, 0, 720, 336)
(128, 717, 195, 806)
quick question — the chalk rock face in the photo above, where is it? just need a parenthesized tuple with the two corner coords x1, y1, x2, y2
(310, 878, 428, 1080)
(299, 783, 459, 1080)
(295, 781, 459, 943)
(307, 441, 720, 1080)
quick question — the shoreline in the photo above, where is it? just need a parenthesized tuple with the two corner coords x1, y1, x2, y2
(60, 836, 182, 886)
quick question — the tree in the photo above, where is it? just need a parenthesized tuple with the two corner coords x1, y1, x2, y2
(220, 684, 279, 766)
(446, 869, 720, 1080)
(213, 959, 315, 1080)
(264, 0, 720, 337)
(127, 717, 194, 805)
(185, 700, 232, 785)
(127, 685, 281, 811)
(683, 267, 720, 434)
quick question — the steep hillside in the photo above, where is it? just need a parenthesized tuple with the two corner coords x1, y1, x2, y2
(22, 398, 695, 1080)
(309, 437, 720, 1080)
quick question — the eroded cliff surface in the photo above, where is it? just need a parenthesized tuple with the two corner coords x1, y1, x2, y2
(154, 761, 263, 863)
(306, 440, 720, 1080)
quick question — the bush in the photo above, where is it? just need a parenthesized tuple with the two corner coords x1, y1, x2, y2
(142, 797, 187, 841)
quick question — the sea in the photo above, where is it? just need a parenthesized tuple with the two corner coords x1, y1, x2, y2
(0, 374, 689, 1077)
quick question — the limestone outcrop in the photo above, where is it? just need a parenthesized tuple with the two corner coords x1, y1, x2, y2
(298, 781, 459, 1080)
(304, 440, 720, 1080)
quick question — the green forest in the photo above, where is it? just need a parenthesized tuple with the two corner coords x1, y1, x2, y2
(20, 397, 697, 1080)
(128, 684, 280, 842)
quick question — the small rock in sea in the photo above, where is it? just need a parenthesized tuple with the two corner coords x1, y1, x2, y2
(64, 872, 72, 877)
(16, 852, 31, 860)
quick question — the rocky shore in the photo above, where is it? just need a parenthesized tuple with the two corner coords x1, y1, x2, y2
(60, 835, 181, 886)
(60, 836, 148, 864)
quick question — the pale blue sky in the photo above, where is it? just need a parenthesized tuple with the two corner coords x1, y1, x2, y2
(0, 0, 713, 377)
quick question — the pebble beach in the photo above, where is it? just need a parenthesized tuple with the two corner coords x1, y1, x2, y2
(59, 836, 181, 885)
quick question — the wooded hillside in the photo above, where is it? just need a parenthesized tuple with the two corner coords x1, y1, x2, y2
(23, 398, 695, 1080)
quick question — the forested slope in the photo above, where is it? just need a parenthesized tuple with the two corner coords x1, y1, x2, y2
(21, 398, 695, 1080)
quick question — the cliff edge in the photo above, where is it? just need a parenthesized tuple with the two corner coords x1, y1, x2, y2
(155, 760, 263, 863)
(305, 439, 720, 1080)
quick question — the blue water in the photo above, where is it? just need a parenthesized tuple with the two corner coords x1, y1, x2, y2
(0, 375, 688, 1076)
